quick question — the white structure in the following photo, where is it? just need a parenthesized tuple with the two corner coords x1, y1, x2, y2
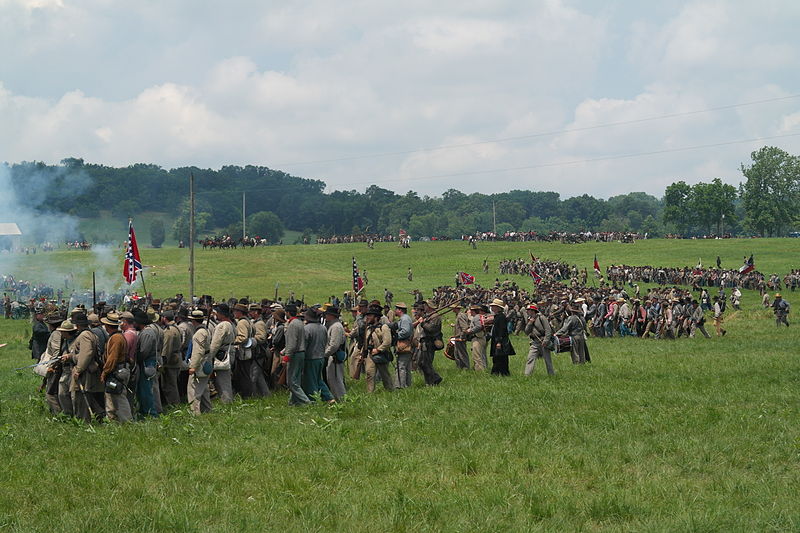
(0, 223, 22, 251)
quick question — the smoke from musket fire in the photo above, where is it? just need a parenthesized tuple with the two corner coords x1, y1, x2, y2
(0, 162, 125, 296)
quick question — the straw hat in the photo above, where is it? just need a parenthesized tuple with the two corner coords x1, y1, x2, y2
(57, 319, 77, 332)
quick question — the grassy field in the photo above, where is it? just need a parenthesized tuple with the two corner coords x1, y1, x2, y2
(0, 239, 798, 531)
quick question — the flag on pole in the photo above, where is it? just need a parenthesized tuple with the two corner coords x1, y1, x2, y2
(352, 257, 365, 293)
(696, 258, 702, 269)
(739, 254, 755, 274)
(530, 269, 542, 285)
(529, 251, 537, 263)
(123, 220, 143, 284)
(458, 272, 475, 285)
(593, 255, 600, 275)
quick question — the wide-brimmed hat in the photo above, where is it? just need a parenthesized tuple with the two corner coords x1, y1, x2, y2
(189, 309, 206, 321)
(132, 309, 151, 325)
(119, 311, 135, 321)
(394, 302, 408, 310)
(573, 298, 585, 304)
(272, 309, 286, 322)
(57, 319, 77, 332)
(161, 310, 175, 321)
(233, 303, 249, 314)
(87, 313, 100, 325)
(490, 298, 505, 308)
(146, 307, 160, 323)
(469, 304, 482, 312)
(100, 312, 120, 327)
(46, 314, 65, 325)
(214, 303, 231, 317)
(775, 293, 782, 298)
(324, 306, 340, 317)
(364, 305, 383, 317)
(248, 303, 261, 312)
(72, 312, 89, 327)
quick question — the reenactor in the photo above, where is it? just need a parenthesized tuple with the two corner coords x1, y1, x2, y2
(67, 312, 104, 422)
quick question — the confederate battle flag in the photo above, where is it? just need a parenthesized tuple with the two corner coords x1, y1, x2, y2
(593, 254, 601, 275)
(739, 254, 755, 275)
(458, 272, 475, 285)
(123, 220, 143, 285)
(352, 257, 365, 293)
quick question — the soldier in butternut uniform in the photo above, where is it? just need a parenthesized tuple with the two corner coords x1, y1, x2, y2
(186, 310, 213, 415)
(363, 306, 395, 393)
(451, 302, 470, 369)
(466, 305, 487, 371)
(66, 312, 104, 422)
(100, 313, 133, 423)
(232, 303, 255, 397)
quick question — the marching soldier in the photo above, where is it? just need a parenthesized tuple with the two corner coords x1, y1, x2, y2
(393, 302, 413, 387)
(323, 306, 347, 400)
(209, 303, 236, 403)
(524, 303, 554, 376)
(555, 303, 588, 364)
(100, 313, 132, 423)
(187, 309, 213, 414)
(451, 302, 470, 369)
(160, 310, 183, 406)
(66, 312, 104, 422)
(249, 304, 271, 397)
(232, 303, 255, 397)
(772, 293, 790, 327)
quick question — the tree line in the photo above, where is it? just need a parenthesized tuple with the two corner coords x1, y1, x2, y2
(4, 145, 798, 243)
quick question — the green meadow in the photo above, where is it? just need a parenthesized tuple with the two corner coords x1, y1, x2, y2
(0, 238, 798, 532)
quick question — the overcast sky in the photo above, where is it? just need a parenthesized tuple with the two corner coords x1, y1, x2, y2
(1, 0, 799, 198)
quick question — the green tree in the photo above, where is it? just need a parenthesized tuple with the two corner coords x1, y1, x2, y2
(740, 146, 800, 236)
(662, 181, 693, 235)
(173, 198, 211, 243)
(689, 178, 737, 235)
(150, 218, 165, 248)
(247, 211, 285, 243)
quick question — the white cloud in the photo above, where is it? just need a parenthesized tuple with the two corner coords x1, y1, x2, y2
(0, 0, 798, 200)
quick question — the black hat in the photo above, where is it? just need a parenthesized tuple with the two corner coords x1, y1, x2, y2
(364, 305, 382, 317)
(324, 306, 341, 317)
(72, 312, 89, 327)
(285, 304, 298, 316)
(214, 303, 231, 317)
(132, 309, 151, 325)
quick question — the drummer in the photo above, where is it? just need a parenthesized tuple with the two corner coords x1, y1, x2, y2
(554, 301, 589, 364)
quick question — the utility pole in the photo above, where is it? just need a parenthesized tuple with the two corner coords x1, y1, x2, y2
(721, 213, 725, 236)
(242, 191, 246, 239)
(189, 173, 195, 303)
(492, 200, 497, 234)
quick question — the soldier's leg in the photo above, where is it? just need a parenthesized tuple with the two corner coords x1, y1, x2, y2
(45, 373, 62, 415)
(161, 368, 180, 405)
(214, 369, 234, 404)
(251, 358, 270, 397)
(187, 375, 202, 415)
(364, 356, 377, 392)
(111, 387, 132, 423)
(376, 362, 395, 391)
(698, 323, 711, 338)
(541, 347, 555, 375)
(151, 374, 162, 413)
(326, 359, 346, 400)
(287, 352, 311, 405)
(524, 342, 538, 376)
(58, 371, 74, 416)
(454, 341, 469, 369)
(395, 353, 412, 388)
(477, 338, 488, 370)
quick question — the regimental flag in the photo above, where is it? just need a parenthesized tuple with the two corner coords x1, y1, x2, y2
(459, 272, 475, 285)
(123, 220, 143, 285)
(593, 255, 600, 275)
(529, 251, 537, 264)
(530, 269, 542, 285)
(739, 254, 755, 274)
(352, 257, 365, 293)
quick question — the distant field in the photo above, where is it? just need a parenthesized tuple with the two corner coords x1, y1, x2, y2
(0, 238, 797, 531)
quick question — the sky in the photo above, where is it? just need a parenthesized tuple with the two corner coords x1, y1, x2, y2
(1, 0, 799, 199)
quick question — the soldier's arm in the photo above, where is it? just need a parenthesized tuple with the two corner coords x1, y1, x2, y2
(189, 329, 208, 371)
(375, 325, 392, 353)
(234, 320, 248, 344)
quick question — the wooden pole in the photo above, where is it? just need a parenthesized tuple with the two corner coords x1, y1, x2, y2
(189, 172, 195, 304)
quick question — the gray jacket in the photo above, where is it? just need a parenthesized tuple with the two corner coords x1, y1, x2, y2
(284, 317, 306, 356)
(304, 322, 328, 360)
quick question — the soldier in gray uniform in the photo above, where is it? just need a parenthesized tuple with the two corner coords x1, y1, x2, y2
(524, 304, 554, 376)
(555, 305, 588, 364)
(284, 304, 311, 406)
(209, 303, 236, 403)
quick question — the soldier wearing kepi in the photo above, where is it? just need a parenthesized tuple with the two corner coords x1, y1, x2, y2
(283, 304, 311, 406)
(66, 312, 104, 422)
(524, 303, 554, 376)
(99, 313, 132, 423)
(186, 309, 213, 415)
(772, 293, 790, 327)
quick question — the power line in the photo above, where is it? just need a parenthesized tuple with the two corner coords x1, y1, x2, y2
(272, 94, 800, 167)
(193, 131, 800, 195)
